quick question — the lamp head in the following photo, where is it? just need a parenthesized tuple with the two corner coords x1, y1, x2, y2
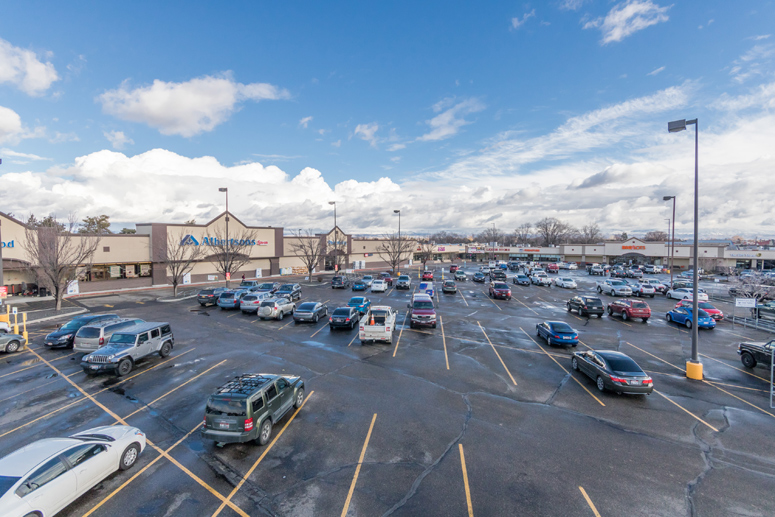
(328, 201, 336, 205)
(668, 119, 687, 133)
(218, 187, 228, 192)
(393, 209, 400, 214)
(663, 195, 675, 201)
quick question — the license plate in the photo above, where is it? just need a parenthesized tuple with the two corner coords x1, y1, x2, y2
(46, 342, 53, 346)
(563, 336, 571, 340)
(630, 380, 640, 385)
(335, 319, 343, 322)
(219, 422, 230, 429)
(89, 365, 99, 369)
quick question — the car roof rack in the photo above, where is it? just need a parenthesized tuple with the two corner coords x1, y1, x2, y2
(215, 373, 276, 396)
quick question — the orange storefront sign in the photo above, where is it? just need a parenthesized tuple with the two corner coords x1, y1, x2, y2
(622, 245, 646, 250)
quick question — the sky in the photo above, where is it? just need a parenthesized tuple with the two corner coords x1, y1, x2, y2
(0, 0, 774, 239)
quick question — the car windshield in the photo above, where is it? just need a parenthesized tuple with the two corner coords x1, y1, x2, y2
(333, 309, 351, 316)
(220, 292, 234, 299)
(260, 301, 276, 307)
(632, 302, 648, 309)
(518, 275, 528, 279)
(697, 309, 710, 318)
(413, 301, 434, 309)
(239, 281, 252, 287)
(199, 289, 214, 295)
(0, 476, 20, 498)
(349, 298, 364, 304)
(584, 298, 603, 306)
(258, 283, 274, 289)
(445, 281, 455, 286)
(77, 327, 101, 338)
(494, 283, 509, 289)
(363, 276, 373, 280)
(551, 323, 574, 333)
(604, 356, 642, 373)
(242, 296, 257, 301)
(62, 318, 90, 330)
(475, 273, 484, 277)
(611, 280, 626, 286)
(206, 398, 247, 417)
(109, 333, 137, 345)
(278, 285, 293, 291)
(298, 303, 316, 311)
(698, 302, 714, 309)
(399, 276, 409, 281)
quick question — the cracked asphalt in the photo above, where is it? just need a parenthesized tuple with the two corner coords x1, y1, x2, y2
(2, 266, 774, 516)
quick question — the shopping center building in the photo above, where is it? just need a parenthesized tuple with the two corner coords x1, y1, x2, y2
(1, 210, 772, 296)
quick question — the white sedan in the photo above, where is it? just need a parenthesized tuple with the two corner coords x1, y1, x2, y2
(0, 426, 146, 517)
(666, 287, 709, 302)
(555, 277, 578, 289)
(370, 279, 388, 292)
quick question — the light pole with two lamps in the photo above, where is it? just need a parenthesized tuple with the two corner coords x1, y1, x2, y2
(668, 117, 702, 380)
(663, 195, 676, 288)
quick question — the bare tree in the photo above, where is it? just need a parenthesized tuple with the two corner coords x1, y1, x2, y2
(289, 230, 326, 278)
(160, 231, 207, 297)
(729, 271, 775, 305)
(416, 238, 436, 269)
(376, 232, 414, 274)
(204, 227, 258, 287)
(514, 223, 532, 246)
(579, 223, 603, 244)
(22, 214, 101, 311)
(534, 217, 576, 246)
(644, 230, 668, 241)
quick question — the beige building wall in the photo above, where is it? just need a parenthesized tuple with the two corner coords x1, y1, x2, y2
(91, 235, 151, 263)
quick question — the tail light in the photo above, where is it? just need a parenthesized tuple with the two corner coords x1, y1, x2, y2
(244, 418, 254, 431)
(203, 416, 206, 427)
(359, 326, 364, 331)
(99, 337, 104, 345)
(386, 327, 390, 331)
(610, 376, 628, 385)
(554, 335, 560, 339)
(330, 317, 333, 322)
(345, 318, 350, 322)
(643, 378, 653, 385)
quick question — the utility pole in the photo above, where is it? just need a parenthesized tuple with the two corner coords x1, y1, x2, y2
(219, 187, 229, 285)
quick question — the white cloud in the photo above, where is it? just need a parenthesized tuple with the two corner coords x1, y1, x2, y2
(583, 0, 670, 45)
(711, 81, 775, 111)
(0, 148, 50, 161)
(728, 43, 775, 83)
(353, 122, 379, 147)
(97, 73, 290, 137)
(417, 98, 486, 142)
(299, 116, 313, 128)
(49, 131, 80, 143)
(388, 143, 406, 151)
(331, 139, 341, 148)
(750, 34, 771, 41)
(0, 106, 44, 144)
(104, 130, 134, 150)
(511, 9, 536, 29)
(559, 0, 586, 11)
(647, 66, 665, 76)
(0, 37, 59, 96)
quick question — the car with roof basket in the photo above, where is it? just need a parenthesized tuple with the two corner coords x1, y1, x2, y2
(0, 425, 146, 517)
(202, 373, 305, 446)
(80, 322, 174, 376)
(572, 350, 653, 395)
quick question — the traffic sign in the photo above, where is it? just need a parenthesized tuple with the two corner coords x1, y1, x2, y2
(12, 307, 17, 315)
(735, 298, 756, 308)
(0, 286, 6, 299)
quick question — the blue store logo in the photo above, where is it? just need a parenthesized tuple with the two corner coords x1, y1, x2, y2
(1, 240, 14, 248)
(180, 235, 200, 246)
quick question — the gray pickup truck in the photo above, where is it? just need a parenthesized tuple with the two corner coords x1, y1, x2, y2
(80, 322, 174, 376)
(738, 339, 774, 369)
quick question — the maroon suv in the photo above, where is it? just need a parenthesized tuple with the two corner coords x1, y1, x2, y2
(380, 272, 393, 286)
(607, 299, 651, 322)
(489, 282, 512, 300)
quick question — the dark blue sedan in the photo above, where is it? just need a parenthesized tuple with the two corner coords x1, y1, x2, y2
(536, 321, 579, 346)
(352, 280, 367, 291)
(666, 307, 716, 329)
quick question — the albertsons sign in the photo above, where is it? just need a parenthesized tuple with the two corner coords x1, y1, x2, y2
(180, 235, 267, 246)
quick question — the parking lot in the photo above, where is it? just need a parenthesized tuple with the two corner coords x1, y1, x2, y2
(2, 265, 774, 516)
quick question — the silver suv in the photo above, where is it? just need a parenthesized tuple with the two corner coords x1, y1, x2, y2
(80, 322, 174, 376)
(257, 298, 295, 320)
(73, 318, 144, 353)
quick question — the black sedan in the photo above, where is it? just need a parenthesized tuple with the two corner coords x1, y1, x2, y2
(572, 350, 653, 395)
(198, 287, 228, 306)
(512, 274, 530, 286)
(252, 282, 280, 294)
(276, 283, 302, 300)
(329, 307, 360, 330)
(472, 272, 486, 283)
(294, 302, 328, 323)
(567, 296, 604, 318)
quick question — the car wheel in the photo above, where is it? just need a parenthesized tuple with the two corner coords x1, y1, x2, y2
(607, 307, 613, 315)
(597, 286, 602, 293)
(314, 314, 319, 323)
(159, 342, 172, 358)
(622, 311, 628, 321)
(650, 294, 655, 298)
(572, 357, 579, 371)
(258, 419, 273, 446)
(294, 388, 305, 408)
(666, 313, 673, 322)
(119, 443, 141, 471)
(116, 358, 133, 377)
(329, 325, 334, 331)
(741, 352, 757, 369)
(597, 314, 602, 319)
(5, 340, 20, 353)
(567, 304, 571, 312)
(642, 318, 648, 323)
(685, 320, 692, 329)
(278, 311, 284, 321)
(596, 376, 606, 392)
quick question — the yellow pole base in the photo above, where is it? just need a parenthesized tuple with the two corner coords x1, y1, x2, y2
(22, 331, 28, 349)
(686, 361, 703, 380)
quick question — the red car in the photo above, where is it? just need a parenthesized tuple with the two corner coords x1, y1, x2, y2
(449, 264, 459, 273)
(607, 299, 651, 322)
(380, 272, 393, 286)
(489, 282, 512, 300)
(674, 300, 724, 321)
(422, 271, 434, 280)
(547, 263, 560, 274)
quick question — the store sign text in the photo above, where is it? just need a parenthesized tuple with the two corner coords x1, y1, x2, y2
(180, 235, 267, 247)
(1, 240, 14, 248)
(728, 252, 762, 258)
(622, 245, 646, 250)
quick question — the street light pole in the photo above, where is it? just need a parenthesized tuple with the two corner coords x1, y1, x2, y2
(394, 209, 401, 273)
(329, 201, 337, 271)
(668, 118, 701, 380)
(663, 196, 676, 287)
(219, 187, 229, 286)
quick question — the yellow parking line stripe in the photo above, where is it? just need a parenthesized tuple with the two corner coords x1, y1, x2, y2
(392, 311, 408, 357)
(386, 287, 394, 296)
(699, 353, 773, 384)
(347, 332, 358, 347)
(654, 390, 719, 432)
(579, 487, 601, 517)
(0, 348, 194, 438)
(23, 348, 249, 517)
(724, 330, 760, 341)
(480, 291, 502, 311)
(440, 316, 450, 370)
(0, 350, 79, 379)
(341, 413, 377, 517)
(458, 289, 469, 307)
(519, 328, 605, 406)
(210, 391, 314, 517)
(120, 360, 227, 421)
(227, 312, 239, 318)
(705, 380, 770, 393)
(459, 444, 474, 516)
(512, 296, 539, 316)
(310, 322, 328, 338)
(703, 381, 775, 419)
(577, 340, 594, 350)
(477, 322, 517, 385)
(624, 342, 686, 373)
(278, 319, 294, 330)
(82, 421, 203, 517)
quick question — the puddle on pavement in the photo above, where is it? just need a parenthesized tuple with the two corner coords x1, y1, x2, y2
(19, 358, 42, 366)
(110, 387, 125, 396)
(45, 372, 58, 379)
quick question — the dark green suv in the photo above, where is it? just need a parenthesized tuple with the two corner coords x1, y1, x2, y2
(202, 373, 305, 446)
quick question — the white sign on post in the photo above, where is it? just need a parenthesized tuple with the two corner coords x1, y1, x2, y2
(182, 273, 191, 285)
(66, 280, 79, 295)
(255, 268, 262, 278)
(12, 307, 18, 315)
(735, 298, 757, 308)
